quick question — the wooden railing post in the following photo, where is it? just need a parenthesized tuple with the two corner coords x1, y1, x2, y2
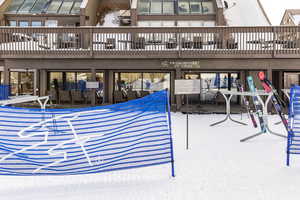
(90, 28, 93, 57)
(178, 28, 182, 58)
(272, 26, 276, 58)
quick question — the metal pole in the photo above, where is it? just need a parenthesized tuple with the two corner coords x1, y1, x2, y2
(186, 94, 189, 150)
(166, 89, 175, 177)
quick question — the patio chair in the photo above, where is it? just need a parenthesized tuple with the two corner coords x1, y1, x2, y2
(214, 91, 225, 105)
(226, 38, 238, 49)
(131, 37, 145, 49)
(181, 38, 193, 49)
(214, 35, 223, 49)
(105, 38, 116, 49)
(71, 90, 85, 104)
(114, 90, 126, 103)
(58, 90, 71, 104)
(48, 88, 58, 104)
(127, 91, 138, 101)
(215, 37, 238, 49)
(283, 40, 297, 49)
(166, 38, 177, 49)
(193, 36, 203, 49)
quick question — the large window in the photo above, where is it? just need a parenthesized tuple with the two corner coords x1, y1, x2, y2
(139, 0, 176, 15)
(6, 0, 24, 13)
(184, 72, 238, 104)
(10, 71, 34, 96)
(18, 0, 35, 13)
(115, 73, 143, 91)
(31, 21, 42, 26)
(202, 1, 214, 14)
(31, 0, 47, 13)
(143, 73, 170, 91)
(6, 0, 82, 14)
(114, 72, 170, 101)
(47, 1, 63, 14)
(178, 0, 190, 14)
(8, 21, 17, 27)
(284, 72, 300, 88)
(138, 20, 213, 27)
(138, 0, 214, 15)
(49, 72, 63, 90)
(190, 0, 202, 14)
(48, 72, 104, 91)
(19, 21, 29, 27)
(138, 0, 150, 14)
(151, 0, 163, 14)
(71, 1, 81, 14)
(59, 0, 74, 14)
(163, 0, 175, 14)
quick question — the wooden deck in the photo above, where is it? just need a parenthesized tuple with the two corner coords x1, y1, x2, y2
(0, 26, 300, 59)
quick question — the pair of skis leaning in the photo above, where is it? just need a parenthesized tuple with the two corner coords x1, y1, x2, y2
(237, 76, 267, 142)
(237, 72, 287, 142)
(236, 80, 258, 129)
(258, 72, 289, 133)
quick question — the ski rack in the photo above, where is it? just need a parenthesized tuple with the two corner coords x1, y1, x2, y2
(210, 90, 270, 127)
(240, 91, 287, 142)
(210, 90, 248, 127)
(208, 90, 286, 142)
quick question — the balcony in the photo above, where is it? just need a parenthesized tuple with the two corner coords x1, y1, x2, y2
(0, 26, 300, 59)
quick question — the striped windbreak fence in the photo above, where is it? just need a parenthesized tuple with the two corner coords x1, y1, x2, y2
(0, 90, 175, 176)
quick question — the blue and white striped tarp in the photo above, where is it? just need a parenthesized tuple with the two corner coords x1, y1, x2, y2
(0, 90, 175, 176)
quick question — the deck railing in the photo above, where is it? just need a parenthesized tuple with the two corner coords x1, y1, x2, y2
(0, 26, 300, 59)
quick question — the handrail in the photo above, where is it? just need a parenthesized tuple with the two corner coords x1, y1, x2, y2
(0, 26, 299, 59)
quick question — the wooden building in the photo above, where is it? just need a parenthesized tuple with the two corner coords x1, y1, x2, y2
(0, 0, 299, 111)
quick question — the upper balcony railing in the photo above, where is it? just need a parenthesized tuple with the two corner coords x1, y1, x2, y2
(0, 26, 300, 59)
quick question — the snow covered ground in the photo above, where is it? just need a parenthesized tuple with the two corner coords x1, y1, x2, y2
(0, 113, 299, 200)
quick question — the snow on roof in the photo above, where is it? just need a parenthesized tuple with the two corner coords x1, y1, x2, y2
(97, 11, 120, 27)
(224, 0, 270, 26)
(292, 14, 300, 25)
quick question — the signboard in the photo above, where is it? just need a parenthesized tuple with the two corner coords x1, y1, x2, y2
(175, 79, 201, 95)
(86, 82, 99, 89)
(161, 61, 201, 69)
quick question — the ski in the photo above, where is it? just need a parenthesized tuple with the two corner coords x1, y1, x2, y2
(247, 76, 266, 133)
(236, 80, 258, 128)
(258, 71, 289, 132)
(258, 72, 286, 108)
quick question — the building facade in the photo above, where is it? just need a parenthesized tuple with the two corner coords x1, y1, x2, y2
(281, 9, 300, 26)
(0, 0, 299, 111)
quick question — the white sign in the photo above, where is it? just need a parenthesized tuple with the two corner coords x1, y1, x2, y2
(175, 79, 201, 95)
(86, 82, 99, 89)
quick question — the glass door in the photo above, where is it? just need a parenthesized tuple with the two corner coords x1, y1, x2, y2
(10, 71, 34, 95)
(184, 72, 239, 105)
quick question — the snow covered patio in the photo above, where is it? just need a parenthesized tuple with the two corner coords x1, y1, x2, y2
(0, 113, 298, 200)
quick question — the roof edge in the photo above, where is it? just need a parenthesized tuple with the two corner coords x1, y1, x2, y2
(257, 0, 272, 25)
